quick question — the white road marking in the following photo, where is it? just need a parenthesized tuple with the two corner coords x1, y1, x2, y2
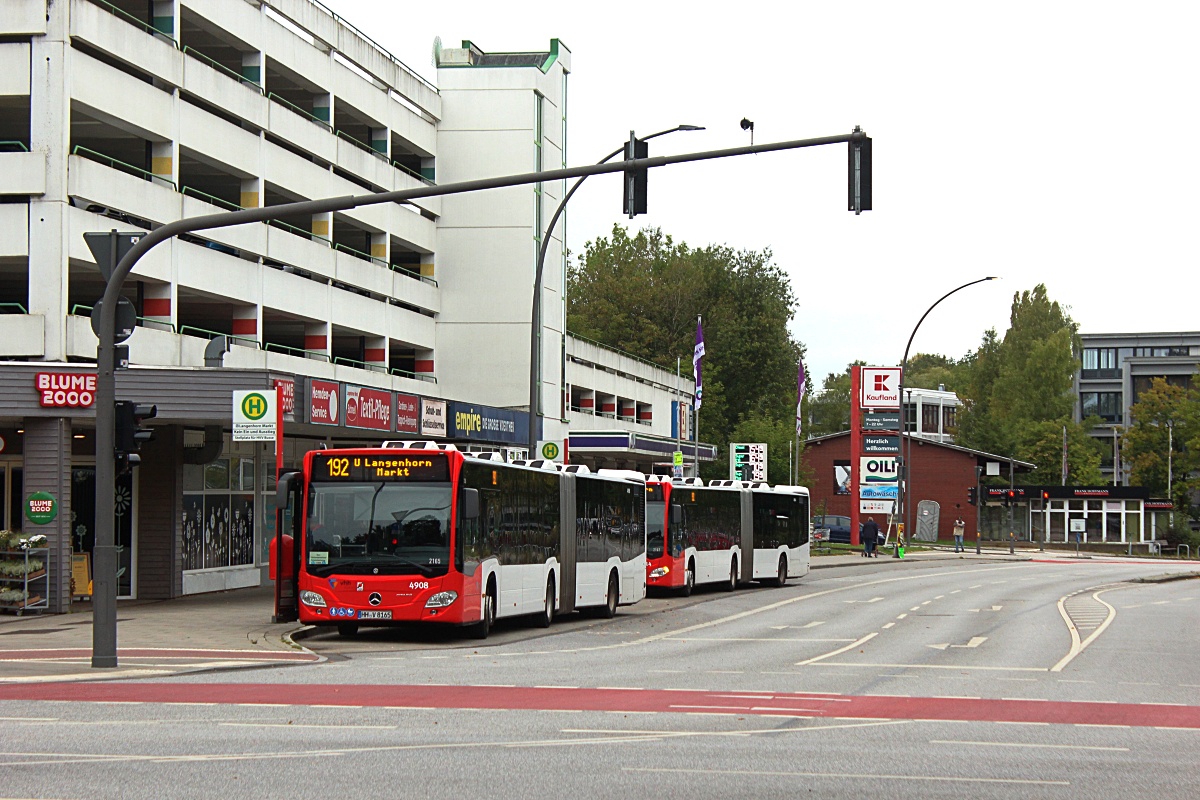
(1051, 587, 1119, 672)
(795, 633, 879, 666)
(843, 597, 884, 604)
(220, 722, 394, 730)
(817, 662, 1045, 673)
(954, 637, 988, 649)
(897, 613, 908, 619)
(666, 637, 854, 643)
(623, 767, 1069, 786)
(882, 623, 896, 629)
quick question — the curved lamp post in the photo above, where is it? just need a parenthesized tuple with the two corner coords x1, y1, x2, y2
(527, 125, 704, 455)
(895, 276, 996, 557)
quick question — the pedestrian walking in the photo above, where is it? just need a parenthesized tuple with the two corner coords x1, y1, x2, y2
(862, 516, 880, 558)
(953, 508, 966, 553)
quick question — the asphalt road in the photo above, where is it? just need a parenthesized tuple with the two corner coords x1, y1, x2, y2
(2, 556, 1198, 799)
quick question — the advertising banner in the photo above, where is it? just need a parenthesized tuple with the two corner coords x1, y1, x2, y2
(860, 499, 895, 514)
(345, 385, 393, 432)
(273, 378, 295, 419)
(36, 373, 96, 408)
(863, 435, 900, 453)
(309, 380, 340, 425)
(863, 411, 900, 431)
(860, 456, 898, 485)
(449, 401, 530, 444)
(859, 485, 899, 500)
(421, 399, 447, 437)
(395, 393, 419, 435)
(860, 367, 902, 409)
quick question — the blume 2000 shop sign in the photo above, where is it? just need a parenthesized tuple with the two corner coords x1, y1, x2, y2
(37, 373, 96, 408)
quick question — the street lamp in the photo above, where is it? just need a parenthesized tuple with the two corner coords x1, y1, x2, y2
(895, 276, 996, 558)
(527, 124, 705, 454)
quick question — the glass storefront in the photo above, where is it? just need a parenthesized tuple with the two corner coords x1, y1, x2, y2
(70, 467, 135, 597)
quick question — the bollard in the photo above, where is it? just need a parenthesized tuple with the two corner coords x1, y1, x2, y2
(1008, 531, 1015, 555)
(975, 529, 981, 555)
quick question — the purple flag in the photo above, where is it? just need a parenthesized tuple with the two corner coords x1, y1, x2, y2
(693, 318, 705, 410)
(796, 359, 806, 437)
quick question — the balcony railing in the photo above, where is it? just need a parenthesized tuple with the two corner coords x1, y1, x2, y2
(268, 92, 333, 131)
(89, 0, 178, 47)
(182, 46, 264, 94)
(72, 146, 177, 190)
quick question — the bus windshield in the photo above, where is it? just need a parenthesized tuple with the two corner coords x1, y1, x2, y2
(647, 501, 665, 558)
(305, 481, 452, 577)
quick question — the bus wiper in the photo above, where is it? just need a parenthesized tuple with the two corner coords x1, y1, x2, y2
(363, 554, 438, 576)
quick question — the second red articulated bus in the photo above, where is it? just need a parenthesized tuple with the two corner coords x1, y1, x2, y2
(645, 476, 811, 595)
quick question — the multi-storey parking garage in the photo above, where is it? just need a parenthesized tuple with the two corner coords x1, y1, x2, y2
(0, 0, 703, 611)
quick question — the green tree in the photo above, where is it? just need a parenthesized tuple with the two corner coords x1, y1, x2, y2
(1123, 378, 1200, 517)
(568, 225, 805, 480)
(805, 363, 863, 438)
(955, 285, 1097, 484)
(904, 353, 969, 394)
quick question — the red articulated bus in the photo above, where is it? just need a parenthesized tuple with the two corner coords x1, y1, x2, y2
(273, 443, 646, 638)
(645, 476, 811, 595)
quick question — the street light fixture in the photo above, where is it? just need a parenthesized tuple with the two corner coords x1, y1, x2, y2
(527, 124, 705, 455)
(895, 276, 996, 558)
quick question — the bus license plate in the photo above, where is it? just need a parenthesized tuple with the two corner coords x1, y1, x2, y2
(358, 610, 392, 620)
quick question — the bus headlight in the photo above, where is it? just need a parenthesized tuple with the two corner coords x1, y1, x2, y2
(300, 590, 327, 607)
(649, 567, 670, 578)
(425, 591, 458, 608)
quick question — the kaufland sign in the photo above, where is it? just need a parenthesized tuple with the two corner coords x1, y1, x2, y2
(860, 367, 902, 409)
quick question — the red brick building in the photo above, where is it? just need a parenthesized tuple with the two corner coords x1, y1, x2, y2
(800, 432, 1034, 541)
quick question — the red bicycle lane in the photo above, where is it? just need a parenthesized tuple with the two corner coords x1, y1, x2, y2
(1, 682, 1197, 728)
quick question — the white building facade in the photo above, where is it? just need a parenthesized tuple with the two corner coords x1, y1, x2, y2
(0, 0, 698, 610)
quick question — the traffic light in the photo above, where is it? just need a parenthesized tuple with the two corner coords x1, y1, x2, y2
(623, 133, 648, 218)
(1003, 489, 1016, 506)
(967, 487, 977, 506)
(115, 400, 157, 472)
(847, 127, 872, 214)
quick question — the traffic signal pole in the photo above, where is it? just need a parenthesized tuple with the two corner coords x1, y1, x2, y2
(91, 128, 869, 668)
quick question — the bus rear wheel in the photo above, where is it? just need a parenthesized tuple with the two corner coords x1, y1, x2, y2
(534, 576, 555, 628)
(724, 558, 738, 591)
(599, 571, 619, 618)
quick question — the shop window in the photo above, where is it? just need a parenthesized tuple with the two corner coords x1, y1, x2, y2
(183, 455, 256, 571)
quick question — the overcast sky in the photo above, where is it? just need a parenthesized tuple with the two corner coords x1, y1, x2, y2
(322, 1, 1199, 387)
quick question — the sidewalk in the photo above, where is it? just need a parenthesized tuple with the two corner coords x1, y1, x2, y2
(0, 583, 318, 684)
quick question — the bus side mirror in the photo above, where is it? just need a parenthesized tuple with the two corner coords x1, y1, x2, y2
(461, 487, 480, 519)
(275, 471, 299, 510)
(670, 504, 682, 526)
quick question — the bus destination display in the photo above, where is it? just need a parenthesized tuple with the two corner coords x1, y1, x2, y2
(313, 453, 450, 482)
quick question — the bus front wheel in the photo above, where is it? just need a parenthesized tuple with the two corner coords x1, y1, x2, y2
(680, 562, 695, 597)
(471, 585, 496, 640)
(773, 555, 788, 587)
(336, 622, 359, 637)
